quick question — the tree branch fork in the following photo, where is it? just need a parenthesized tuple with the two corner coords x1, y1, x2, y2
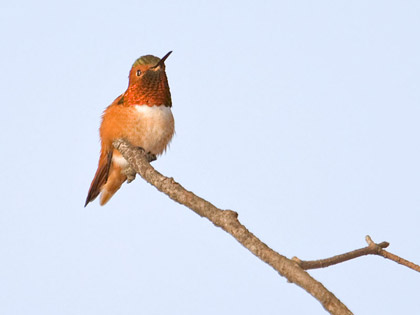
(112, 139, 420, 315)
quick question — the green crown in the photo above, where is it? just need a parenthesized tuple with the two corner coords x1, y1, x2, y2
(132, 55, 160, 67)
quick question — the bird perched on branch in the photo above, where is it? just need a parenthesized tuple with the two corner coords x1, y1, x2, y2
(85, 51, 174, 206)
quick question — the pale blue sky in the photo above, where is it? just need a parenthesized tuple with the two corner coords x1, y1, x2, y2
(1, 1, 419, 314)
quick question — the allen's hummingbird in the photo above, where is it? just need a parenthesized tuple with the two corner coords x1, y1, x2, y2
(85, 51, 175, 206)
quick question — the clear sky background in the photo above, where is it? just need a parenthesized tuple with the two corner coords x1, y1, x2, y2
(1, 1, 419, 314)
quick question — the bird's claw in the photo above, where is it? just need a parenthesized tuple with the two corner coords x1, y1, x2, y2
(136, 146, 157, 162)
(147, 152, 157, 162)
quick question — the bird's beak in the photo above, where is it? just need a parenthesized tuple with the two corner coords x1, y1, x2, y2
(152, 51, 172, 69)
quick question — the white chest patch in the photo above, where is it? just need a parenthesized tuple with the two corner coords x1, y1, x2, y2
(134, 104, 173, 119)
(132, 104, 174, 154)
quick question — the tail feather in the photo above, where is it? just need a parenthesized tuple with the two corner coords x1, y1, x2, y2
(85, 151, 113, 207)
(99, 165, 127, 205)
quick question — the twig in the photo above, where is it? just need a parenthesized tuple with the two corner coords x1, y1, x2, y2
(292, 239, 389, 270)
(293, 236, 420, 273)
(365, 236, 420, 273)
(113, 139, 352, 315)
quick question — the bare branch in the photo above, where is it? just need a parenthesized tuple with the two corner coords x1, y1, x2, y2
(113, 139, 352, 315)
(365, 236, 420, 272)
(293, 236, 420, 273)
(292, 240, 390, 270)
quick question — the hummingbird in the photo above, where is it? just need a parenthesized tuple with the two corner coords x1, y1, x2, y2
(85, 51, 175, 206)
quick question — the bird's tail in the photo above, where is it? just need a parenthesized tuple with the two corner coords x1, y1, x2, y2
(85, 151, 112, 207)
(98, 163, 127, 205)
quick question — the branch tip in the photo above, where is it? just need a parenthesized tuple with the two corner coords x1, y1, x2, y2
(224, 209, 238, 219)
(378, 241, 390, 249)
(365, 235, 374, 246)
(291, 256, 301, 263)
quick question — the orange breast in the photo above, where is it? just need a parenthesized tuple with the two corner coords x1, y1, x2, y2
(100, 103, 174, 156)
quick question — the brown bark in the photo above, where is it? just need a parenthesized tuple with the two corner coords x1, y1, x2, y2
(113, 139, 352, 315)
(293, 236, 420, 273)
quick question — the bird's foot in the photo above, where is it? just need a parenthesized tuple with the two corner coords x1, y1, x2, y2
(123, 166, 137, 183)
(136, 146, 157, 162)
(147, 152, 157, 162)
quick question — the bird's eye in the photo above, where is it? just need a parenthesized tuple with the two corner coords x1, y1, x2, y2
(136, 70, 142, 76)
